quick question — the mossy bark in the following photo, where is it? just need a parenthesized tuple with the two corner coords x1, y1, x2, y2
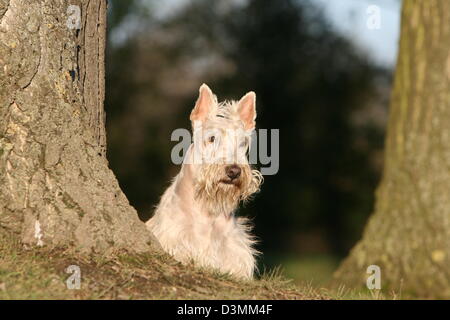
(334, 0, 450, 298)
(0, 0, 155, 253)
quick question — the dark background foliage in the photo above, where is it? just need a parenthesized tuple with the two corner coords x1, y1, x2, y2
(105, 0, 393, 282)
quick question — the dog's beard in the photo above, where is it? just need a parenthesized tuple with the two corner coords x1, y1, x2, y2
(194, 164, 263, 216)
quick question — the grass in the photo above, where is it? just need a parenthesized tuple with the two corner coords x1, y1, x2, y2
(263, 254, 405, 300)
(264, 254, 340, 287)
(0, 230, 332, 300)
(0, 229, 411, 300)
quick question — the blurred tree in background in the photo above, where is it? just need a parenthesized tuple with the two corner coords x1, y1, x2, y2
(105, 0, 390, 271)
(335, 0, 450, 298)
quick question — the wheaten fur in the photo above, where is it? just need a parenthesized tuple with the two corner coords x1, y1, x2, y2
(146, 84, 262, 279)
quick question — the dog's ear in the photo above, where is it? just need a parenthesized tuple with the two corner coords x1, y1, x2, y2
(190, 84, 216, 122)
(237, 91, 256, 130)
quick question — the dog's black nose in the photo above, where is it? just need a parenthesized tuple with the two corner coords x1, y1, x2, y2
(225, 165, 241, 180)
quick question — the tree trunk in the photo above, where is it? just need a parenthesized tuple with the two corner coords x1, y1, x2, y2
(334, 0, 450, 298)
(0, 0, 155, 253)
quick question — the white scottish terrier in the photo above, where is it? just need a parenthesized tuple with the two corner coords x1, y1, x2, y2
(146, 84, 263, 279)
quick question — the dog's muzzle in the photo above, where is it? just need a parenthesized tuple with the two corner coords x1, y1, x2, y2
(220, 164, 241, 185)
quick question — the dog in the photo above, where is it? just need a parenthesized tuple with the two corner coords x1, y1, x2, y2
(146, 84, 263, 279)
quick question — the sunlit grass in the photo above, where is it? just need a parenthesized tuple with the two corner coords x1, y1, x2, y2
(263, 253, 339, 287)
(0, 230, 329, 300)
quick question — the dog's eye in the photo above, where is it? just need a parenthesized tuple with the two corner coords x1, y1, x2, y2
(209, 136, 215, 143)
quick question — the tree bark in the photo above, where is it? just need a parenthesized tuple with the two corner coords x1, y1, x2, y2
(334, 0, 450, 298)
(0, 0, 154, 253)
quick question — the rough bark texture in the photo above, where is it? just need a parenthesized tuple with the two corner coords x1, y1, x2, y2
(0, 0, 155, 253)
(334, 0, 450, 298)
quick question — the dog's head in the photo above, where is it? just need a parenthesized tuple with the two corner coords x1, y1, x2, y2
(185, 84, 263, 215)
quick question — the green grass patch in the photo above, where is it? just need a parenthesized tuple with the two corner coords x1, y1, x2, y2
(0, 230, 330, 300)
